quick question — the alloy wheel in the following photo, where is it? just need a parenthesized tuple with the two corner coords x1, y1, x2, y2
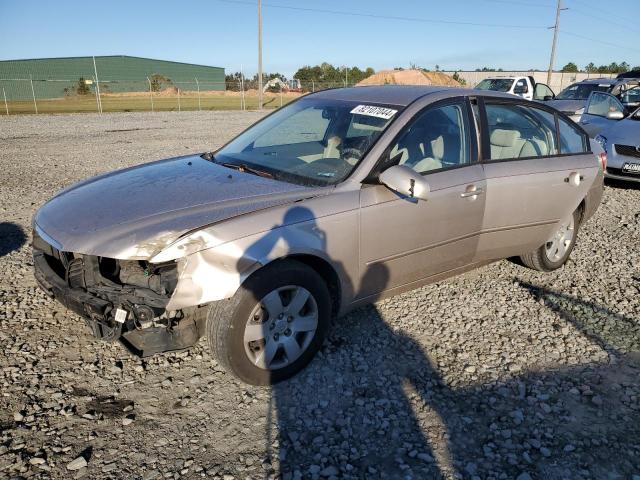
(243, 285, 319, 370)
(545, 215, 575, 262)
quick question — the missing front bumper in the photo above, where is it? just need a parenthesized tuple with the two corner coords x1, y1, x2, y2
(33, 242, 204, 357)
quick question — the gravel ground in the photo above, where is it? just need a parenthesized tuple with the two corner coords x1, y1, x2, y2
(0, 111, 639, 480)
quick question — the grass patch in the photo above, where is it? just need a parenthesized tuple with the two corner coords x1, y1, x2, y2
(2, 94, 298, 115)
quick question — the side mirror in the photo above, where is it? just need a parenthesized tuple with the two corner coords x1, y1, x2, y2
(513, 87, 526, 95)
(378, 165, 430, 200)
(606, 110, 625, 120)
(543, 95, 554, 101)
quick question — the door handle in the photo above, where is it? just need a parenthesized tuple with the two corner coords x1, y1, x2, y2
(460, 187, 485, 198)
(564, 172, 583, 186)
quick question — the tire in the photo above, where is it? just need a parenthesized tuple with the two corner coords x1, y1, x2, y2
(206, 259, 331, 385)
(519, 208, 582, 272)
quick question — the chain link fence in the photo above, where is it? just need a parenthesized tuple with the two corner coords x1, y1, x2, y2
(0, 76, 355, 115)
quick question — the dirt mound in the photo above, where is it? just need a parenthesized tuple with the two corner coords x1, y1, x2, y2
(357, 69, 460, 87)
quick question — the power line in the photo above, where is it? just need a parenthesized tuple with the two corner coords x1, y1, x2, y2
(566, 7, 640, 34)
(561, 30, 640, 53)
(216, 0, 548, 29)
(476, 0, 555, 7)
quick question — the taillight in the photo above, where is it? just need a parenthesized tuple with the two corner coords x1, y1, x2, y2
(599, 152, 607, 171)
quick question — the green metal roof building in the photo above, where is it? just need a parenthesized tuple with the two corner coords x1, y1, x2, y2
(0, 55, 225, 100)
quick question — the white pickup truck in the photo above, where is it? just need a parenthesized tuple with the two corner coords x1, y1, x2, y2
(475, 76, 555, 102)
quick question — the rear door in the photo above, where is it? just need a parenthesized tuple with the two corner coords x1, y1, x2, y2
(475, 98, 597, 261)
(579, 91, 625, 137)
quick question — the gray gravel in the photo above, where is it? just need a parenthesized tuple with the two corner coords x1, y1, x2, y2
(1, 111, 639, 480)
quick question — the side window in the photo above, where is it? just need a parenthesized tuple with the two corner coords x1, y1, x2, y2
(515, 79, 529, 93)
(389, 102, 469, 174)
(586, 92, 624, 117)
(558, 117, 588, 154)
(534, 83, 554, 101)
(485, 103, 557, 160)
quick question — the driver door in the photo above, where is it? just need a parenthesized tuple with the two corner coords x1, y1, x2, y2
(579, 91, 625, 137)
(357, 99, 486, 300)
(534, 83, 555, 101)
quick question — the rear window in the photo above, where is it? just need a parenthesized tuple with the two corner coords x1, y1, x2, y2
(558, 117, 588, 154)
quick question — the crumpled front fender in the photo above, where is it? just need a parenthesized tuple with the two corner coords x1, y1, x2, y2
(164, 221, 333, 311)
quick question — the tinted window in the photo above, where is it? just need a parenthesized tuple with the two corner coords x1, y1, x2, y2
(390, 103, 469, 174)
(586, 92, 625, 117)
(556, 82, 611, 100)
(558, 117, 588, 154)
(475, 79, 514, 93)
(515, 79, 528, 93)
(485, 103, 557, 160)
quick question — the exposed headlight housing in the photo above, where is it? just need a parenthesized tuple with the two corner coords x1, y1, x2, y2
(594, 135, 608, 170)
(595, 134, 608, 153)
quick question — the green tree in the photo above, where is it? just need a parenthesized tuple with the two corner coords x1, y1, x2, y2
(562, 62, 579, 73)
(451, 71, 466, 86)
(585, 62, 597, 73)
(76, 77, 91, 95)
(293, 63, 375, 88)
(149, 74, 171, 92)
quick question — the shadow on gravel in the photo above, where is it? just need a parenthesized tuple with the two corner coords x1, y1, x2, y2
(267, 276, 640, 478)
(237, 205, 638, 478)
(0, 221, 27, 257)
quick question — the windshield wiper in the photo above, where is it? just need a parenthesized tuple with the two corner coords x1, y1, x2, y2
(221, 162, 274, 179)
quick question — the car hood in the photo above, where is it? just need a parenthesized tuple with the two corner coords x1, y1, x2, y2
(34, 154, 326, 259)
(601, 117, 640, 143)
(545, 99, 585, 114)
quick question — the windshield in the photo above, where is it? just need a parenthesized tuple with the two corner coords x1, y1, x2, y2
(475, 79, 514, 92)
(556, 82, 612, 100)
(213, 98, 399, 186)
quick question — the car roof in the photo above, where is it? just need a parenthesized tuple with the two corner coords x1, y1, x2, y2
(306, 85, 514, 107)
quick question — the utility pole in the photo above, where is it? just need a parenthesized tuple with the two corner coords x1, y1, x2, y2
(547, 0, 567, 85)
(258, 0, 263, 110)
(93, 56, 103, 114)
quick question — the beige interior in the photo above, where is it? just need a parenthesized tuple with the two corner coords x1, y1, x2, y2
(489, 128, 548, 159)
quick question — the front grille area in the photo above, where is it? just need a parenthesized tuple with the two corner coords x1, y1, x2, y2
(615, 144, 640, 159)
(32, 231, 178, 316)
(606, 166, 640, 178)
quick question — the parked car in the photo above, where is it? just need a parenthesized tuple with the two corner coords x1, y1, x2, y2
(616, 70, 640, 79)
(33, 86, 604, 385)
(547, 77, 640, 122)
(577, 91, 640, 183)
(475, 76, 555, 102)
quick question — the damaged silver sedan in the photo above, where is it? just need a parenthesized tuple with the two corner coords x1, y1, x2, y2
(33, 86, 603, 385)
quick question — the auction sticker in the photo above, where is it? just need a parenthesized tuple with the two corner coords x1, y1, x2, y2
(350, 105, 397, 120)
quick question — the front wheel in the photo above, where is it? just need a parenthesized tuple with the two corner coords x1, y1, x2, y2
(206, 260, 331, 385)
(519, 208, 581, 272)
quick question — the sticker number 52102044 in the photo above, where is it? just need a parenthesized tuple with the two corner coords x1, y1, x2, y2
(350, 105, 398, 120)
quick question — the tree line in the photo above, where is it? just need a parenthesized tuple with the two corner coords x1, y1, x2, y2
(561, 61, 639, 74)
(224, 62, 375, 90)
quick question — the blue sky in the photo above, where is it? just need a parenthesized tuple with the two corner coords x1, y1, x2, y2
(1, 0, 638, 77)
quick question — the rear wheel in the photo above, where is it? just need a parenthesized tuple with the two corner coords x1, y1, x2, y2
(206, 260, 331, 385)
(520, 208, 581, 272)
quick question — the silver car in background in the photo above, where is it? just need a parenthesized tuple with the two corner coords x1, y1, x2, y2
(546, 77, 640, 122)
(33, 86, 603, 385)
(578, 90, 640, 183)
